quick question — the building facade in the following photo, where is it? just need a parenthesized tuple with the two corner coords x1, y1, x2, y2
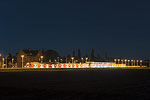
(17, 49, 43, 68)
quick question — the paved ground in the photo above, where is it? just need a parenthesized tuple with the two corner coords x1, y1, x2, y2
(0, 67, 148, 72)
(0, 69, 150, 100)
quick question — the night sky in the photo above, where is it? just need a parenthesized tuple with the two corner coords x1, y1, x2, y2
(0, 0, 150, 59)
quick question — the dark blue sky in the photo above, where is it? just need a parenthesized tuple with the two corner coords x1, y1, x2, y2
(0, 0, 150, 59)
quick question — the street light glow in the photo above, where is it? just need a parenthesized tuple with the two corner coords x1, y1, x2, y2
(21, 55, 24, 68)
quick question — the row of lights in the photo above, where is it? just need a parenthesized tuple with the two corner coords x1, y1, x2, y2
(0, 53, 144, 68)
(114, 59, 143, 66)
(20, 56, 89, 68)
(71, 57, 88, 63)
(54, 57, 89, 63)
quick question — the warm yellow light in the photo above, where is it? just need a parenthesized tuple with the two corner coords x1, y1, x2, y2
(40, 56, 44, 59)
(71, 57, 74, 60)
(21, 55, 24, 58)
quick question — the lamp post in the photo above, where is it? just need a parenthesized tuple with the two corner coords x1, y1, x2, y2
(131, 60, 134, 66)
(2, 57, 4, 68)
(125, 59, 127, 65)
(60, 59, 63, 63)
(134, 60, 136, 66)
(128, 60, 130, 66)
(12, 58, 14, 67)
(118, 59, 120, 64)
(0, 54, 1, 68)
(140, 60, 142, 66)
(21, 55, 24, 68)
(71, 57, 74, 63)
(114, 59, 117, 64)
(121, 59, 123, 64)
(40, 56, 44, 63)
(137, 60, 139, 66)
(81, 57, 84, 63)
(86, 57, 88, 63)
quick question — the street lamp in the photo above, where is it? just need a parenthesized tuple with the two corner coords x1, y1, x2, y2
(81, 57, 84, 63)
(137, 60, 139, 66)
(60, 59, 63, 63)
(0, 54, 1, 68)
(128, 60, 130, 66)
(40, 56, 44, 63)
(21, 55, 24, 68)
(2, 57, 4, 68)
(131, 60, 134, 66)
(71, 57, 74, 63)
(86, 57, 88, 63)
(12, 58, 14, 67)
(134, 60, 136, 66)
(125, 59, 127, 65)
(140, 60, 142, 66)
(118, 59, 121, 64)
(114, 59, 117, 64)
(121, 59, 123, 64)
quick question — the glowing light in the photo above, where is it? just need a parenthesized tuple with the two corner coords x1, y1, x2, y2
(26, 61, 146, 69)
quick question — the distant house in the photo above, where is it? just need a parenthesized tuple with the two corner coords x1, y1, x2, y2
(17, 49, 42, 67)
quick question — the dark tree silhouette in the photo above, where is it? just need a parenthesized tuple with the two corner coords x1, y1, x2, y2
(91, 48, 95, 61)
(7, 53, 12, 67)
(78, 49, 81, 59)
(72, 50, 75, 58)
(43, 50, 59, 62)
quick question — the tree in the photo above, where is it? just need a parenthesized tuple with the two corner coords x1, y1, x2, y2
(43, 50, 59, 62)
(91, 48, 95, 61)
(8, 61, 13, 67)
(67, 54, 71, 63)
(78, 49, 81, 59)
(72, 50, 75, 58)
(7, 53, 12, 67)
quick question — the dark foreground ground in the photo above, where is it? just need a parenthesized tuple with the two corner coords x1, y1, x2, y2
(0, 69, 150, 100)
